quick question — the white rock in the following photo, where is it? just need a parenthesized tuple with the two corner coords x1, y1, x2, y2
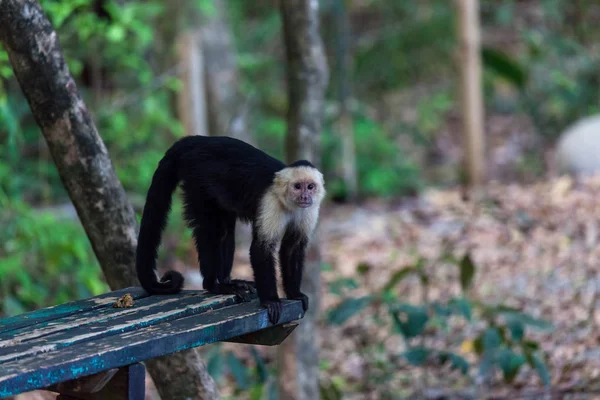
(556, 115, 600, 176)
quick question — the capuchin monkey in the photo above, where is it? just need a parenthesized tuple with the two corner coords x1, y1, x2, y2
(135, 135, 325, 324)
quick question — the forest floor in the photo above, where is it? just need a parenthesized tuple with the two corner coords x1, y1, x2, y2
(16, 175, 600, 400)
(214, 174, 600, 399)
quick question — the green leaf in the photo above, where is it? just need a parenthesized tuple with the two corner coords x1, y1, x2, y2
(250, 347, 268, 384)
(403, 346, 430, 365)
(482, 47, 528, 89)
(107, 25, 126, 42)
(328, 277, 358, 296)
(383, 266, 418, 292)
(327, 296, 373, 325)
(356, 262, 370, 275)
(507, 312, 552, 331)
(431, 301, 452, 317)
(207, 347, 224, 382)
(250, 384, 264, 400)
(482, 327, 503, 353)
(438, 351, 469, 374)
(449, 297, 472, 321)
(473, 336, 484, 355)
(459, 253, 475, 292)
(391, 303, 429, 339)
(497, 348, 526, 383)
(226, 351, 250, 390)
(320, 381, 343, 400)
(506, 317, 525, 342)
(523, 340, 540, 352)
(527, 353, 551, 386)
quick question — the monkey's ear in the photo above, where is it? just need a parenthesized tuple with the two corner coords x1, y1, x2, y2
(273, 171, 289, 196)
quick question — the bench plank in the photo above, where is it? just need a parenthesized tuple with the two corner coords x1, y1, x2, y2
(0, 287, 148, 335)
(0, 295, 304, 398)
(0, 291, 239, 363)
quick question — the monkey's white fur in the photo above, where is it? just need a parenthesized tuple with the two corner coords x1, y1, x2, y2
(256, 166, 325, 244)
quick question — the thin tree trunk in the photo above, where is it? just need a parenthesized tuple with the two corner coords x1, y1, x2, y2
(177, 30, 209, 136)
(278, 1, 329, 399)
(201, 0, 251, 143)
(456, 0, 485, 186)
(334, 0, 358, 201)
(0, 2, 219, 399)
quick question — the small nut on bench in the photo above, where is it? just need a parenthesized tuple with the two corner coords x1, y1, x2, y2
(113, 293, 134, 308)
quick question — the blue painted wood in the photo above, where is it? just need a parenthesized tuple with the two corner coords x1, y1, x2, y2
(0, 287, 148, 335)
(0, 290, 304, 398)
(127, 363, 146, 400)
(0, 291, 239, 363)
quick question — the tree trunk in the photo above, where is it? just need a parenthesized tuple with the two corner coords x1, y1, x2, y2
(177, 30, 209, 136)
(456, 0, 485, 186)
(334, 0, 358, 201)
(278, 1, 329, 399)
(201, 0, 251, 143)
(0, 2, 219, 399)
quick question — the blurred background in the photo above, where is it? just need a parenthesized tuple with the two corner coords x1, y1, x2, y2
(3, 0, 600, 398)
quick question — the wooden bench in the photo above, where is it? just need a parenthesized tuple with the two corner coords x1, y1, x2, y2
(0, 287, 304, 399)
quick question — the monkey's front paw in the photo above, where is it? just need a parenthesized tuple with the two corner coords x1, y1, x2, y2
(261, 300, 282, 324)
(289, 293, 309, 312)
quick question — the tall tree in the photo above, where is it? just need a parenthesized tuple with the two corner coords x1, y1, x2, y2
(277, 1, 329, 399)
(456, 0, 486, 186)
(334, 0, 358, 201)
(201, 0, 252, 143)
(0, 1, 219, 399)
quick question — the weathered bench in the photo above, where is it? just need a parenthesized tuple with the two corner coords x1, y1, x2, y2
(0, 287, 304, 399)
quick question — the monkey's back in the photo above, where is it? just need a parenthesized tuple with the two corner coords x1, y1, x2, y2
(170, 136, 286, 220)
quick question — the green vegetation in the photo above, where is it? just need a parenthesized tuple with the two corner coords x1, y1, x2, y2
(326, 252, 552, 395)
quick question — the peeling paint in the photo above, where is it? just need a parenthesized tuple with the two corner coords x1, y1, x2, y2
(0, 287, 303, 397)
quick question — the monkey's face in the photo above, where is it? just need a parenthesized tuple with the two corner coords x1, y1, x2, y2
(290, 180, 318, 208)
(274, 165, 326, 211)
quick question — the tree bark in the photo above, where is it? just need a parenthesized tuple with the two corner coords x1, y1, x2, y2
(278, 1, 329, 399)
(0, 1, 219, 399)
(456, 0, 486, 186)
(201, 0, 251, 143)
(177, 30, 209, 136)
(334, 0, 358, 201)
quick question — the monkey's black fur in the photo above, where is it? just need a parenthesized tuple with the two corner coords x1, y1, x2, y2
(135, 135, 317, 324)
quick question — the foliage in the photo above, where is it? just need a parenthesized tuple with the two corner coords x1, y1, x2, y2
(350, 1, 456, 95)
(206, 343, 279, 400)
(481, 0, 600, 139)
(0, 193, 107, 316)
(326, 251, 553, 389)
(323, 114, 424, 199)
(0, 0, 190, 312)
(0, 0, 184, 199)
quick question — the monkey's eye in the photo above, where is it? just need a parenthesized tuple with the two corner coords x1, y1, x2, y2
(308, 184, 315, 190)
(294, 183, 302, 190)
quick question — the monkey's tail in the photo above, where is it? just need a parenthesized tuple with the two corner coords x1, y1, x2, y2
(135, 150, 184, 294)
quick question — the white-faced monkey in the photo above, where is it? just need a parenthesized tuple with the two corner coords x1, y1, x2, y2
(135, 136, 325, 324)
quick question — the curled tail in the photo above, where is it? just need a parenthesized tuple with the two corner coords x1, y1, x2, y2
(136, 151, 184, 294)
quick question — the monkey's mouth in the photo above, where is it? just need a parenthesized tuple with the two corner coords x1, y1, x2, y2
(296, 201, 312, 208)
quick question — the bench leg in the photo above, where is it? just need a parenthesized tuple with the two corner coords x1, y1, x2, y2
(48, 363, 145, 400)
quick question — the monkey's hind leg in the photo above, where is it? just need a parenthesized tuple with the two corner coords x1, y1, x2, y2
(216, 213, 256, 297)
(187, 201, 253, 303)
(217, 212, 256, 301)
